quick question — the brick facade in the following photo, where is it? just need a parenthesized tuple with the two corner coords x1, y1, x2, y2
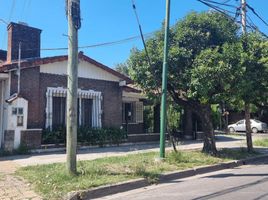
(21, 129, 42, 148)
(10, 67, 41, 128)
(7, 22, 41, 62)
(10, 69, 123, 129)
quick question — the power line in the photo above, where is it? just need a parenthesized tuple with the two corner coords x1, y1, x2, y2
(131, 0, 152, 68)
(246, 3, 268, 28)
(197, 0, 238, 18)
(197, 0, 268, 38)
(2, 31, 156, 53)
(202, 0, 238, 8)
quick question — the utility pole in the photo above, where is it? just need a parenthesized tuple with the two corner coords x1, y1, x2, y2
(66, 0, 81, 175)
(159, 0, 171, 159)
(241, 0, 253, 152)
(241, 0, 246, 34)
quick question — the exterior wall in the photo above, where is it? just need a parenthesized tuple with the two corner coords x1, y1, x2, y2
(40, 60, 121, 82)
(39, 73, 122, 128)
(7, 22, 41, 62)
(6, 97, 28, 149)
(11, 66, 123, 129)
(123, 123, 144, 134)
(10, 67, 41, 128)
(3, 130, 14, 151)
(0, 78, 9, 148)
(21, 129, 42, 148)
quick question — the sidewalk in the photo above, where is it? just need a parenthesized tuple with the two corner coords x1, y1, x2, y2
(0, 134, 267, 200)
(0, 134, 249, 167)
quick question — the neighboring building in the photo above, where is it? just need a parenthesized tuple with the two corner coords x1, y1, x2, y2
(0, 22, 144, 150)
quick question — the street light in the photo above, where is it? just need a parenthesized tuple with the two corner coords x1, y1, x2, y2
(159, 0, 171, 159)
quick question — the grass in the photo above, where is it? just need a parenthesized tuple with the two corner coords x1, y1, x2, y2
(254, 138, 268, 147)
(16, 149, 259, 200)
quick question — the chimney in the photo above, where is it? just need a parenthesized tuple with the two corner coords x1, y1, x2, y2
(7, 22, 42, 63)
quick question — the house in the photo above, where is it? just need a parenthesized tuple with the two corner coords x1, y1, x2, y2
(0, 22, 144, 150)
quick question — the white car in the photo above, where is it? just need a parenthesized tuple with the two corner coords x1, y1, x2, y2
(228, 119, 267, 133)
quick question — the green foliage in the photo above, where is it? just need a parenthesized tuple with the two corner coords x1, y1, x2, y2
(114, 62, 130, 76)
(254, 138, 268, 147)
(42, 127, 127, 147)
(42, 126, 66, 144)
(167, 103, 181, 131)
(143, 105, 154, 133)
(14, 143, 31, 155)
(0, 143, 30, 157)
(128, 11, 239, 103)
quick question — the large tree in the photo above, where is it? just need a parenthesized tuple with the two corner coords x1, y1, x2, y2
(191, 32, 268, 152)
(128, 12, 239, 154)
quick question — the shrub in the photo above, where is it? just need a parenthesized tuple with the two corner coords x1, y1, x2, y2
(42, 126, 127, 147)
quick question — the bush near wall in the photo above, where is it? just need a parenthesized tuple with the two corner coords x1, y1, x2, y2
(42, 127, 127, 147)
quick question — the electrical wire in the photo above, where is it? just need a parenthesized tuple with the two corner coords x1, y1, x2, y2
(201, 0, 237, 8)
(131, 0, 161, 94)
(246, 3, 268, 28)
(197, 0, 268, 38)
(197, 0, 238, 18)
(2, 31, 156, 53)
(131, 0, 152, 68)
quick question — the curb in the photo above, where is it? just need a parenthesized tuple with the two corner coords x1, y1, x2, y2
(65, 154, 268, 200)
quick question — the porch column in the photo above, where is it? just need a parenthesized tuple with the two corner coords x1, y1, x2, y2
(45, 89, 53, 130)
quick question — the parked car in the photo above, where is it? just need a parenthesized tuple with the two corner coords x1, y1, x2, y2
(228, 119, 267, 133)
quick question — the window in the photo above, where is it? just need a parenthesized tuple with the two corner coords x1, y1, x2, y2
(136, 102, 143, 123)
(122, 102, 134, 123)
(52, 97, 66, 128)
(122, 101, 143, 123)
(81, 98, 93, 127)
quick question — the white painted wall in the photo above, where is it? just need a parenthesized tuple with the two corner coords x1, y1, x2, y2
(7, 97, 28, 149)
(40, 60, 121, 82)
(0, 74, 9, 148)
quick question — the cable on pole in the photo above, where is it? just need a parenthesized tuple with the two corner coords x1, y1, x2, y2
(131, 0, 152, 68)
(131, 0, 161, 95)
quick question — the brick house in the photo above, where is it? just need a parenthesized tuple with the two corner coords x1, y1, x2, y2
(0, 22, 144, 150)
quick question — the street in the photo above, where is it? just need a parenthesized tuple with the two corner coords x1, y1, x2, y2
(98, 159, 268, 200)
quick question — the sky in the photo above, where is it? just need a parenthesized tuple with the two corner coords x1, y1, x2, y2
(0, 0, 267, 68)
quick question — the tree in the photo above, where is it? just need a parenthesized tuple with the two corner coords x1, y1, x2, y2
(115, 62, 130, 76)
(233, 34, 268, 152)
(128, 12, 239, 154)
(193, 33, 268, 152)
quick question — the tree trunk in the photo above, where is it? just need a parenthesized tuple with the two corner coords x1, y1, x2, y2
(245, 102, 253, 152)
(183, 105, 193, 140)
(200, 105, 217, 155)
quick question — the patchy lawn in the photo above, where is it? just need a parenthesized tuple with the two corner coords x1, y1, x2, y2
(16, 149, 259, 200)
(254, 138, 268, 147)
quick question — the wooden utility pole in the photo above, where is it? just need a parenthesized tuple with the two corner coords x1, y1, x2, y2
(241, 0, 253, 152)
(66, 0, 81, 175)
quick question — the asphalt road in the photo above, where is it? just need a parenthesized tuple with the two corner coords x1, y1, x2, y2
(98, 159, 268, 200)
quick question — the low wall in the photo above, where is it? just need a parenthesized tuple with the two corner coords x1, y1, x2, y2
(21, 129, 42, 148)
(4, 130, 15, 152)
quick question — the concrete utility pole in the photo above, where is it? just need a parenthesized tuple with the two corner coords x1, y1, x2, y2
(66, 0, 81, 175)
(241, 0, 246, 34)
(159, 0, 171, 159)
